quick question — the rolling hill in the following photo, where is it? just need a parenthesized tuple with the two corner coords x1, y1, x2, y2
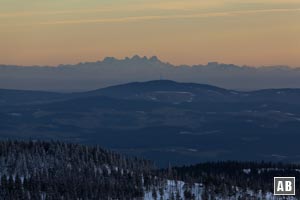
(1, 80, 300, 166)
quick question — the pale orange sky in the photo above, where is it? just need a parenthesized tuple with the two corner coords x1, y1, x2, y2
(0, 0, 299, 66)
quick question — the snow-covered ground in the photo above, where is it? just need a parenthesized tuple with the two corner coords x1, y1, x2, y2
(144, 180, 203, 200)
(144, 179, 298, 200)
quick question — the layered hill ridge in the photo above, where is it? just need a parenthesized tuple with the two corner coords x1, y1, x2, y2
(1, 80, 300, 166)
(2, 80, 300, 105)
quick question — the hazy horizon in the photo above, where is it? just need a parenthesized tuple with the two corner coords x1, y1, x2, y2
(1, 0, 299, 67)
(0, 55, 299, 68)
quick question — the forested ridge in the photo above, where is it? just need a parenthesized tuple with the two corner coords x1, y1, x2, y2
(0, 140, 154, 199)
(0, 140, 300, 199)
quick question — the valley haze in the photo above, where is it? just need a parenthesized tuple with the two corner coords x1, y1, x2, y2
(1, 55, 300, 92)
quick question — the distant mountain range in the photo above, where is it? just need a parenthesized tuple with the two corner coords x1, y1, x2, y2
(1, 55, 300, 91)
(2, 80, 300, 166)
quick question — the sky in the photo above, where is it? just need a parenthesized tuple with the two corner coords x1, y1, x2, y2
(0, 0, 299, 67)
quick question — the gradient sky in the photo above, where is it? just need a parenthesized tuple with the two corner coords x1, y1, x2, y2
(1, 0, 299, 66)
